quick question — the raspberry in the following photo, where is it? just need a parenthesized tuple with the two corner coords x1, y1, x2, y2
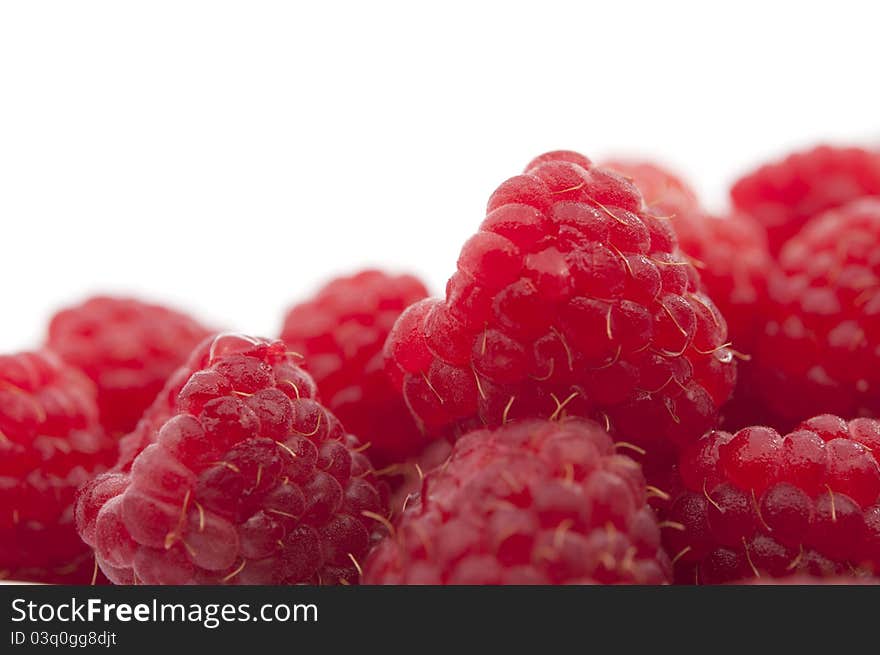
(601, 159, 700, 218)
(1, 351, 113, 583)
(742, 574, 879, 585)
(601, 160, 776, 433)
(76, 334, 389, 585)
(603, 160, 773, 353)
(384, 151, 736, 457)
(665, 415, 880, 584)
(731, 144, 880, 255)
(687, 232, 775, 427)
(387, 438, 453, 517)
(47, 296, 212, 435)
(678, 214, 772, 354)
(363, 418, 671, 584)
(752, 199, 880, 426)
(280, 270, 430, 464)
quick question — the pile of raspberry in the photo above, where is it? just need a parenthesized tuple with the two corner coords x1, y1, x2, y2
(4, 143, 880, 587)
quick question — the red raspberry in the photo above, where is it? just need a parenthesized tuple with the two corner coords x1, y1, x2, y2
(76, 334, 389, 585)
(602, 160, 776, 433)
(363, 418, 671, 584)
(690, 236, 776, 428)
(744, 575, 880, 587)
(731, 144, 880, 255)
(603, 160, 773, 354)
(601, 159, 701, 218)
(678, 214, 772, 355)
(752, 199, 880, 426)
(47, 296, 212, 435)
(1, 351, 113, 583)
(280, 270, 430, 464)
(387, 438, 453, 517)
(665, 415, 880, 584)
(742, 574, 879, 585)
(384, 151, 736, 457)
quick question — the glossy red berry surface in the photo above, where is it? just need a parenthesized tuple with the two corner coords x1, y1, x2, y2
(47, 296, 211, 435)
(364, 418, 671, 584)
(731, 144, 880, 255)
(602, 160, 776, 433)
(604, 159, 773, 354)
(752, 199, 880, 426)
(76, 334, 389, 585)
(281, 270, 430, 464)
(666, 415, 880, 584)
(679, 214, 772, 355)
(1, 351, 113, 583)
(385, 151, 736, 456)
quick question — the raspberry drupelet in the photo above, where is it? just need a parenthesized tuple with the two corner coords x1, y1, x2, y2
(1, 351, 114, 583)
(363, 418, 671, 584)
(677, 213, 772, 357)
(76, 334, 389, 585)
(752, 199, 880, 427)
(731, 144, 880, 255)
(280, 270, 430, 465)
(603, 159, 773, 355)
(384, 151, 737, 458)
(602, 160, 775, 432)
(48, 296, 211, 435)
(600, 159, 701, 218)
(665, 415, 880, 584)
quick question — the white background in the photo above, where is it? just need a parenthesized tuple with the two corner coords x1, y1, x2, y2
(1, 1, 878, 351)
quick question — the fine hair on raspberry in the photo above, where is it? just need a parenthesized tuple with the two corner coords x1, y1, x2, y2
(76, 333, 389, 585)
(364, 418, 671, 584)
(384, 150, 737, 460)
(602, 159, 773, 355)
(665, 414, 880, 583)
(601, 159, 775, 433)
(281, 269, 430, 464)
